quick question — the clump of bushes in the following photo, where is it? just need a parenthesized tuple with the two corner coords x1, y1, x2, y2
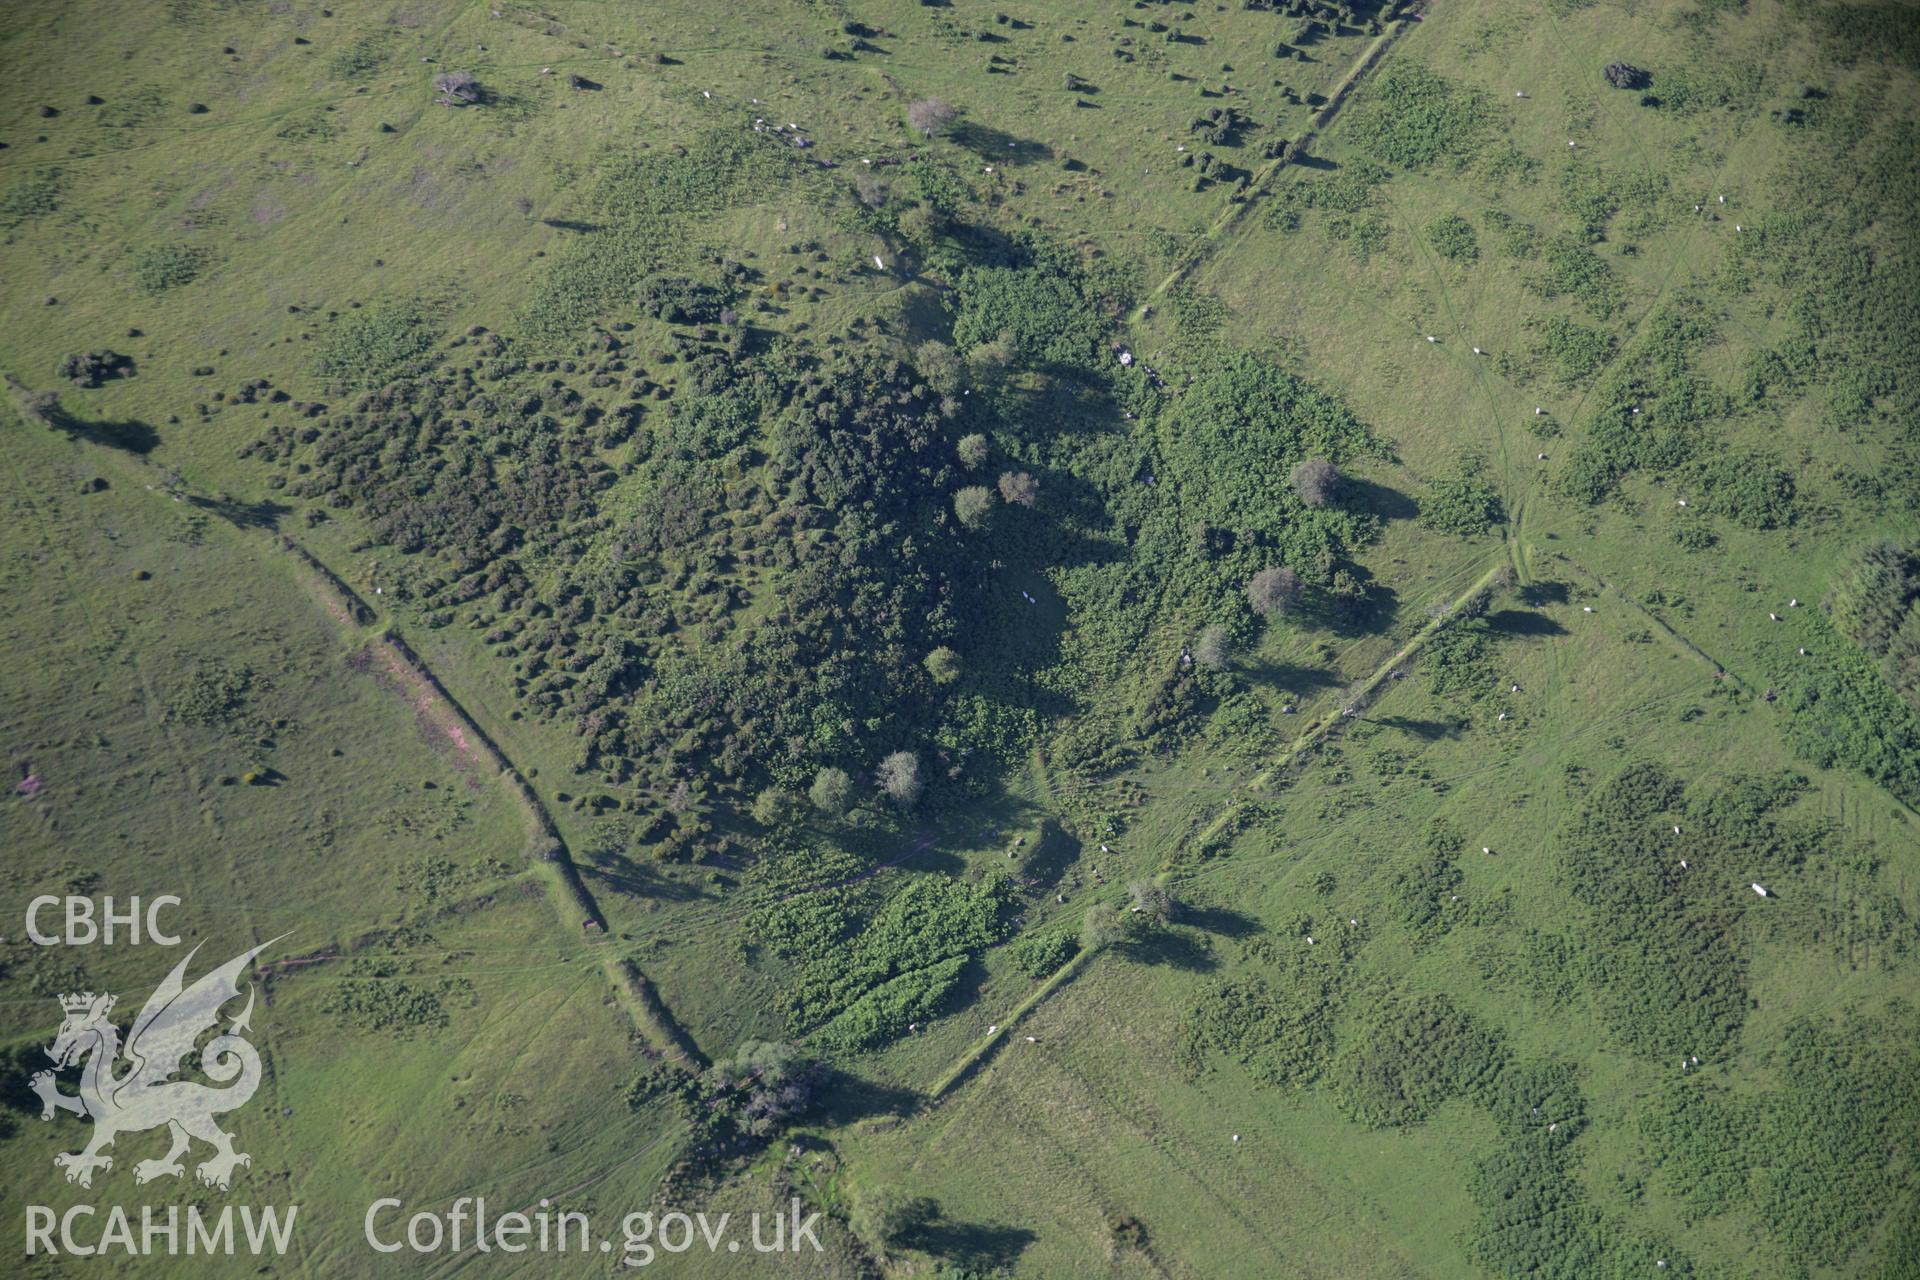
(1006, 930, 1079, 978)
(56, 350, 133, 388)
(1604, 62, 1650, 90)
(314, 302, 439, 387)
(1420, 455, 1505, 536)
(432, 70, 482, 106)
(1425, 212, 1479, 262)
(131, 243, 211, 293)
(1344, 63, 1486, 170)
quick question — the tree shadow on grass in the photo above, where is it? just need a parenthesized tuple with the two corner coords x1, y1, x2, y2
(1370, 714, 1464, 741)
(809, 1066, 922, 1126)
(901, 1213, 1037, 1273)
(946, 120, 1049, 167)
(1519, 581, 1570, 608)
(41, 401, 159, 454)
(581, 855, 714, 905)
(1342, 475, 1420, 522)
(1017, 820, 1082, 891)
(188, 493, 291, 531)
(1120, 926, 1217, 972)
(1486, 608, 1568, 639)
(1182, 903, 1261, 938)
(1242, 660, 1343, 698)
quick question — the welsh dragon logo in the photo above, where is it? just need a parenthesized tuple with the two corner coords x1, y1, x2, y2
(31, 938, 281, 1191)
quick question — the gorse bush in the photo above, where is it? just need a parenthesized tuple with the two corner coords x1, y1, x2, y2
(1420, 456, 1505, 537)
(1679, 448, 1797, 530)
(1528, 314, 1616, 386)
(0, 169, 62, 228)
(951, 260, 1109, 368)
(783, 874, 1019, 1048)
(131, 243, 211, 293)
(1826, 541, 1920, 698)
(1005, 929, 1079, 978)
(1163, 350, 1382, 555)
(1425, 212, 1479, 261)
(314, 303, 439, 388)
(1774, 612, 1920, 805)
(1533, 235, 1621, 316)
(1558, 301, 1731, 505)
(1345, 64, 1486, 170)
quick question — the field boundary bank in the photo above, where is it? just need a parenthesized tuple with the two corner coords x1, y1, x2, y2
(927, 552, 1508, 1099)
(277, 534, 711, 1071)
(1138, 5, 1426, 314)
(1, 394, 707, 1072)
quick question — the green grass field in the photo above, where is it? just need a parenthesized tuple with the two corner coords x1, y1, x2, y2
(3, 0, 1918, 1275)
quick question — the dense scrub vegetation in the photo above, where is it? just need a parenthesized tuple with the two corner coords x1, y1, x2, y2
(1344, 63, 1486, 170)
(1827, 540, 1920, 705)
